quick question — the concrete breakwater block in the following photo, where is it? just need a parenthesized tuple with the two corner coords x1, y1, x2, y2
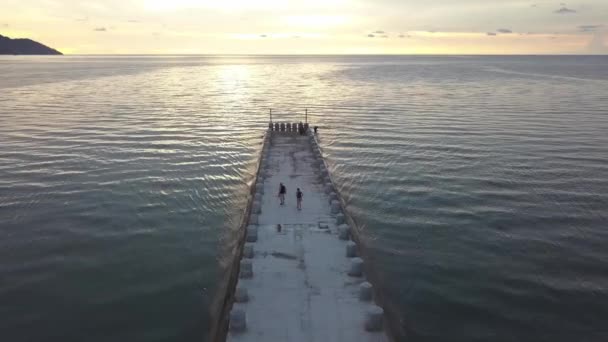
(348, 257, 363, 277)
(255, 182, 264, 194)
(338, 224, 350, 240)
(240, 260, 253, 278)
(229, 308, 247, 332)
(254, 193, 262, 203)
(346, 241, 358, 257)
(329, 192, 338, 203)
(243, 243, 254, 258)
(248, 214, 258, 225)
(235, 286, 249, 303)
(252, 200, 261, 214)
(359, 282, 373, 301)
(330, 200, 341, 213)
(324, 183, 334, 195)
(364, 305, 384, 331)
(246, 225, 258, 242)
(336, 213, 345, 225)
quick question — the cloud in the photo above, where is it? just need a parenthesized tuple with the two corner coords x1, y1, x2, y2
(374, 30, 385, 34)
(1, 23, 8, 28)
(367, 34, 375, 38)
(487, 32, 497, 36)
(93, 27, 107, 32)
(554, 7, 576, 14)
(579, 25, 602, 32)
(497, 28, 512, 33)
(260, 34, 267, 38)
(398, 34, 410, 38)
(381, 35, 388, 38)
(127, 20, 140, 23)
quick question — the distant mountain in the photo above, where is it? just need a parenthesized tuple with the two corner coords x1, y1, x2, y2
(0, 34, 62, 55)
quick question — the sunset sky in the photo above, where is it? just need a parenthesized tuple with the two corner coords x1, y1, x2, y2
(1, 0, 607, 54)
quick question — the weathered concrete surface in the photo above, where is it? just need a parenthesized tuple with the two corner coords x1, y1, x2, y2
(228, 133, 387, 342)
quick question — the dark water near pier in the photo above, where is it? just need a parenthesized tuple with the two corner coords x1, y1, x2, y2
(1, 55, 608, 342)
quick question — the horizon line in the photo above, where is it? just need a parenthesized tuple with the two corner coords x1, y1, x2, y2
(18, 53, 608, 57)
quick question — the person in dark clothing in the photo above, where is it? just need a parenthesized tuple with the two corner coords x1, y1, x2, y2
(296, 188, 303, 210)
(278, 182, 286, 205)
(313, 126, 318, 134)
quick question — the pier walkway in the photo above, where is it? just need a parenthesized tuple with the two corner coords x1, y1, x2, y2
(227, 131, 388, 342)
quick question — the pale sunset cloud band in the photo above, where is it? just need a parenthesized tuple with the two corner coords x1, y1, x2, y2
(1, 0, 607, 54)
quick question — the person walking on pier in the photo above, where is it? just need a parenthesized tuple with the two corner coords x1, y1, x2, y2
(296, 188, 303, 210)
(278, 182, 286, 205)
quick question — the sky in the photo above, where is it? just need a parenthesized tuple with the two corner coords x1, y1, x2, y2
(1, 0, 607, 54)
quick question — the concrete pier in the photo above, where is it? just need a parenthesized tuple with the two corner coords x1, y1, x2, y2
(227, 129, 388, 342)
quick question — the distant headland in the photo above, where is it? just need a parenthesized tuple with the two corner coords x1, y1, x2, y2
(0, 34, 62, 55)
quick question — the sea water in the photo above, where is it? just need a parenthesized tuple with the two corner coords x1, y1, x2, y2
(1, 55, 607, 342)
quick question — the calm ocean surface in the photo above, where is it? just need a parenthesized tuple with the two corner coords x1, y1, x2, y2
(1, 55, 607, 342)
